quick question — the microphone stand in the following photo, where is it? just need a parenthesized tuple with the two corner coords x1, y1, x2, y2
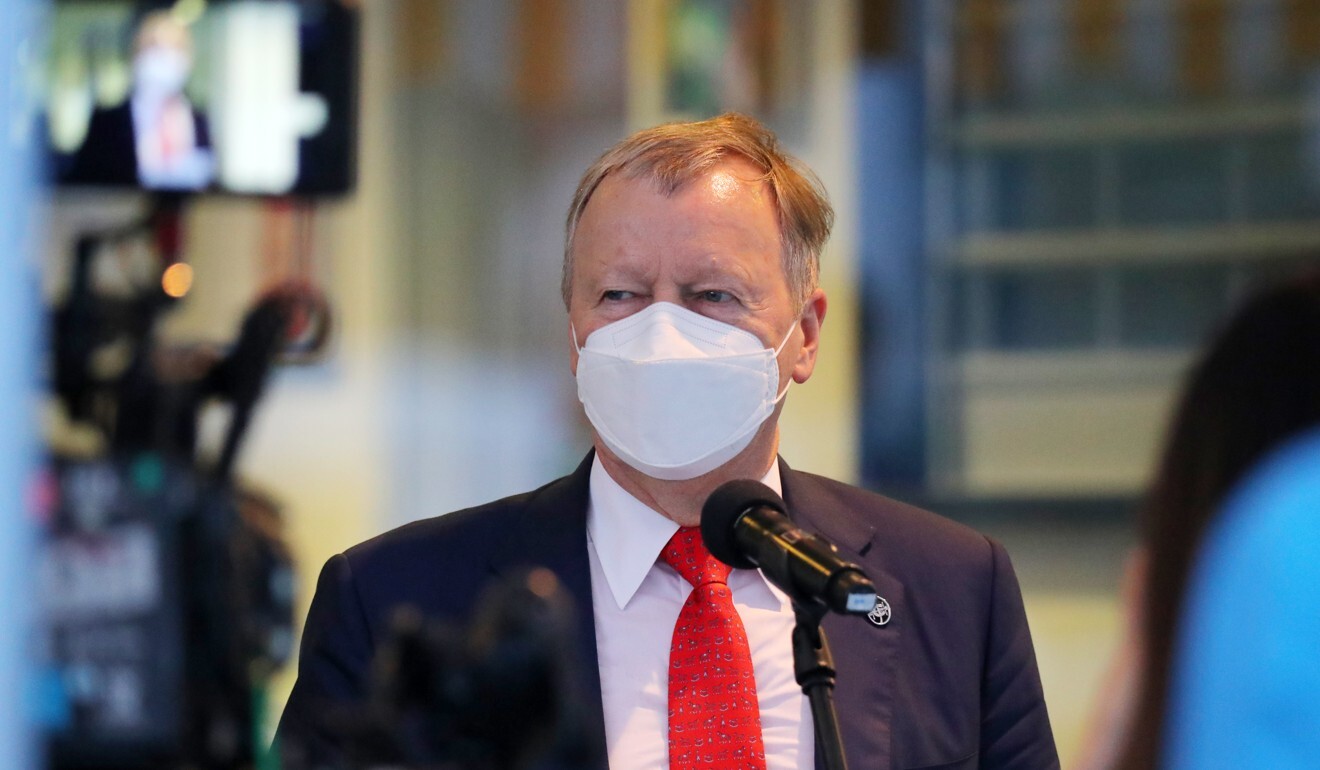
(791, 601, 848, 770)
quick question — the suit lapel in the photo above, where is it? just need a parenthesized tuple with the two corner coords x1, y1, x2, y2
(781, 461, 901, 770)
(487, 452, 607, 765)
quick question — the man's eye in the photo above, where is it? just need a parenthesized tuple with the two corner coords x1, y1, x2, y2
(700, 290, 734, 303)
(602, 290, 633, 301)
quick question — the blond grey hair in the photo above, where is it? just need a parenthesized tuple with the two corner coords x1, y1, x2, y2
(562, 113, 833, 308)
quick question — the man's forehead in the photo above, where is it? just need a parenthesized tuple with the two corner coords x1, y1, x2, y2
(583, 253, 757, 286)
(607, 155, 772, 202)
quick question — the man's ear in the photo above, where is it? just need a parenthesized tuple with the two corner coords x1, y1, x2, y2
(568, 321, 581, 376)
(791, 288, 827, 384)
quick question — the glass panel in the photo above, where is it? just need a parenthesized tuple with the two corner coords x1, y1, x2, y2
(989, 268, 1097, 350)
(974, 149, 1099, 231)
(1118, 140, 1230, 226)
(949, 271, 994, 352)
(1118, 265, 1229, 349)
(947, 272, 971, 351)
(1244, 133, 1320, 222)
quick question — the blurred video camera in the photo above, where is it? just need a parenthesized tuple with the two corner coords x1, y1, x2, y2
(40, 456, 293, 769)
(36, 207, 325, 769)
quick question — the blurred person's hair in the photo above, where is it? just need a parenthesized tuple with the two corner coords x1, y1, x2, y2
(1119, 268, 1320, 770)
(133, 10, 193, 57)
(562, 112, 834, 308)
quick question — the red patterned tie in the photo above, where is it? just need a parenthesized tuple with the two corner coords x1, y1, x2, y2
(662, 527, 767, 770)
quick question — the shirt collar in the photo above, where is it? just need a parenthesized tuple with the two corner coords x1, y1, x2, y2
(587, 455, 783, 610)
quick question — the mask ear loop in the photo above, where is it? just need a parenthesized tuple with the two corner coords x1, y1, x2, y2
(771, 319, 800, 403)
(570, 323, 583, 354)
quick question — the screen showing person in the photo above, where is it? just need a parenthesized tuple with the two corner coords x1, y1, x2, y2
(128, 10, 213, 189)
(55, 6, 213, 190)
(47, 0, 356, 196)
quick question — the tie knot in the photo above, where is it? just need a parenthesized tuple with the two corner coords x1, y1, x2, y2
(661, 527, 732, 588)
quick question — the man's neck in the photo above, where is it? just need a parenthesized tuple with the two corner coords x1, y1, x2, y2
(593, 424, 780, 527)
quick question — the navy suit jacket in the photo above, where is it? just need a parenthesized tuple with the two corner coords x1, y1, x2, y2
(61, 101, 211, 187)
(278, 454, 1059, 769)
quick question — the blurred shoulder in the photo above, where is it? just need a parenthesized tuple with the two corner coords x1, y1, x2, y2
(334, 462, 589, 593)
(344, 490, 532, 566)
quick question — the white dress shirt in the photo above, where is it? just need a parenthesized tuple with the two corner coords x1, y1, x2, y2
(586, 457, 814, 770)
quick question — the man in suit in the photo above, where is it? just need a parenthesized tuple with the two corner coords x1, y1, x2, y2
(278, 113, 1058, 770)
(62, 10, 213, 190)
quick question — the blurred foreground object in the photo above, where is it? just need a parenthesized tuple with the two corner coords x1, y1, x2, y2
(39, 200, 324, 768)
(280, 569, 600, 770)
(1164, 429, 1320, 770)
(41, 461, 294, 769)
(1, 0, 43, 767)
(1075, 269, 1320, 770)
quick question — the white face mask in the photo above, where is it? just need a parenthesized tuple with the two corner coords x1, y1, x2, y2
(133, 46, 190, 98)
(574, 302, 797, 481)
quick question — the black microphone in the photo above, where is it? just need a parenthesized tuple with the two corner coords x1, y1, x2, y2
(701, 480, 878, 616)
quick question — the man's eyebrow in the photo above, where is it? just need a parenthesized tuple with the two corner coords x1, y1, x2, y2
(589, 261, 653, 286)
(680, 261, 759, 288)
